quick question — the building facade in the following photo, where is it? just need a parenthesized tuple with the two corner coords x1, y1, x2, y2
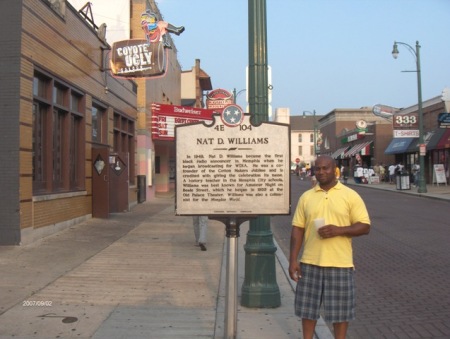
(130, 0, 184, 199)
(0, 0, 140, 245)
(273, 108, 322, 168)
(318, 108, 394, 177)
(384, 91, 450, 184)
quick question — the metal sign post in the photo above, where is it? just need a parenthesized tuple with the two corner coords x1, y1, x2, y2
(211, 217, 252, 339)
(224, 217, 239, 339)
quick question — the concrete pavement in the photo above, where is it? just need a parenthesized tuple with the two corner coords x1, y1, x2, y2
(1, 179, 448, 339)
(0, 195, 321, 339)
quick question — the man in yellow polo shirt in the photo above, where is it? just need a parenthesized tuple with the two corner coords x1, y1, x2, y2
(289, 155, 370, 339)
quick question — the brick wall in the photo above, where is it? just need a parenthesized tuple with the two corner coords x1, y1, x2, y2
(1, 0, 138, 244)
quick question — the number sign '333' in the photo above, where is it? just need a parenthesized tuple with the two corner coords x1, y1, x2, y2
(393, 113, 418, 128)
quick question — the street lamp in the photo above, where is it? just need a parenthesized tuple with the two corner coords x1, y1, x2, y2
(391, 40, 427, 193)
(303, 110, 317, 162)
(233, 88, 246, 104)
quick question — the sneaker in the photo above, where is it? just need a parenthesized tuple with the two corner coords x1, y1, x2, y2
(199, 243, 207, 251)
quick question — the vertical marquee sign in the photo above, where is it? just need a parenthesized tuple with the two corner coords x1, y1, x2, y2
(175, 105, 291, 216)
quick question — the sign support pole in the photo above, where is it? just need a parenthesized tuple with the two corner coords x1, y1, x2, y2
(224, 217, 239, 339)
(210, 217, 252, 339)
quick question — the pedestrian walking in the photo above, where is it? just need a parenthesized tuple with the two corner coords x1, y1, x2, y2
(412, 162, 420, 187)
(379, 164, 386, 182)
(310, 166, 317, 187)
(193, 216, 208, 251)
(289, 155, 371, 339)
(388, 164, 396, 184)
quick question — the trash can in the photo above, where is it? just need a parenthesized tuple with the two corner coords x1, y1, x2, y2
(395, 171, 411, 190)
(137, 175, 146, 203)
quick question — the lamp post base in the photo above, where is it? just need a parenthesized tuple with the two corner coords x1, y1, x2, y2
(241, 217, 281, 308)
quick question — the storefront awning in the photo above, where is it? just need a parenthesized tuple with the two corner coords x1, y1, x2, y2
(344, 141, 373, 158)
(384, 138, 415, 154)
(436, 129, 450, 149)
(330, 146, 349, 159)
(407, 129, 442, 152)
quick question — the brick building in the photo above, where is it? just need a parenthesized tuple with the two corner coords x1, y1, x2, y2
(0, 0, 140, 245)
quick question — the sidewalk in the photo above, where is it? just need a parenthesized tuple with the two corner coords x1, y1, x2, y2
(346, 179, 450, 201)
(0, 196, 322, 339)
(1, 181, 448, 339)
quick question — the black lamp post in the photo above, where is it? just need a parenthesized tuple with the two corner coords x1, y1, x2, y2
(392, 40, 427, 193)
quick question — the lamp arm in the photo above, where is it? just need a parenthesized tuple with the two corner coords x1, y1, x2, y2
(395, 41, 418, 59)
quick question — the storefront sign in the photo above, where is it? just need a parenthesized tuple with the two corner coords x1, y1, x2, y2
(175, 106, 290, 216)
(110, 39, 166, 77)
(373, 104, 399, 119)
(393, 129, 419, 138)
(206, 89, 234, 109)
(341, 133, 364, 144)
(433, 164, 446, 184)
(393, 113, 419, 129)
(438, 113, 450, 128)
(151, 103, 216, 140)
(110, 11, 184, 78)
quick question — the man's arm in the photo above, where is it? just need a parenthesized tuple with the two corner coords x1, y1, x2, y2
(289, 226, 305, 282)
(318, 222, 370, 239)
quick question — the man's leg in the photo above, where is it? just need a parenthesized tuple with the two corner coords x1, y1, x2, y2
(333, 321, 349, 339)
(198, 216, 208, 251)
(301, 318, 317, 339)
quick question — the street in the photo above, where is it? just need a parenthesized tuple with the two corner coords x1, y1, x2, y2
(271, 176, 450, 339)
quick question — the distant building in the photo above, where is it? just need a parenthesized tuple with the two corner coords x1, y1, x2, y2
(318, 108, 393, 177)
(273, 108, 323, 167)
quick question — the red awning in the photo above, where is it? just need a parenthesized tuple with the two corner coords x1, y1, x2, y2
(436, 129, 450, 149)
(330, 146, 349, 159)
(344, 141, 373, 158)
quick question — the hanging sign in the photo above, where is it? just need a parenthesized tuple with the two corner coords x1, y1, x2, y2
(110, 11, 184, 78)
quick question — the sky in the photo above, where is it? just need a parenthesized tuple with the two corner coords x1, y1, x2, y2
(69, 0, 450, 117)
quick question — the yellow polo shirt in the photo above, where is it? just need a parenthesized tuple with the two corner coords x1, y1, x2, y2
(292, 181, 370, 268)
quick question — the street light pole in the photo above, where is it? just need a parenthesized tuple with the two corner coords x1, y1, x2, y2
(233, 88, 246, 104)
(241, 0, 281, 309)
(392, 40, 427, 193)
(303, 110, 317, 162)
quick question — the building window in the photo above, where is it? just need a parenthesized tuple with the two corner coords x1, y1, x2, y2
(92, 103, 107, 144)
(298, 146, 303, 156)
(310, 146, 314, 155)
(310, 133, 314, 142)
(298, 134, 302, 142)
(113, 112, 135, 184)
(46, 0, 66, 18)
(32, 70, 85, 194)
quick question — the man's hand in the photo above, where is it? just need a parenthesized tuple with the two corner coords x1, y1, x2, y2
(289, 261, 301, 282)
(317, 225, 340, 238)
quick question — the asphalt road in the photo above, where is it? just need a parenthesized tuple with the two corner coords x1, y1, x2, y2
(271, 176, 450, 339)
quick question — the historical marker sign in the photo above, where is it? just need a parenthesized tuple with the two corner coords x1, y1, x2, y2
(175, 106, 290, 216)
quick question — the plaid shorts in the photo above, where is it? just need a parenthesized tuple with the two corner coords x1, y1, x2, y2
(295, 263, 355, 323)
